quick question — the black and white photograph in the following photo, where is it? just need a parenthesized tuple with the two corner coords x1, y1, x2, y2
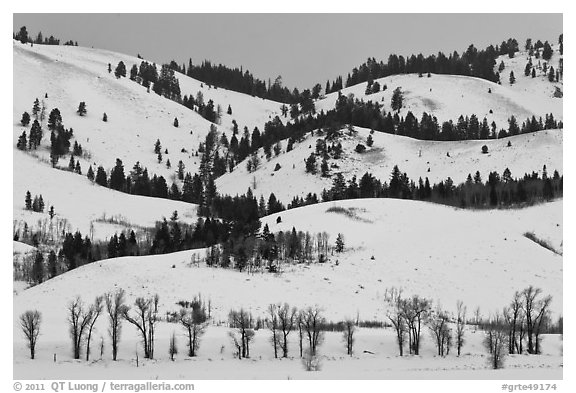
(10, 9, 566, 387)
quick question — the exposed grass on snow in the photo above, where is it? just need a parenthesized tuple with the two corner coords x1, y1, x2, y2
(523, 231, 562, 256)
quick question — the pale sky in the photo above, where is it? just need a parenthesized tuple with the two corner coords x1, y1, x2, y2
(13, 14, 562, 89)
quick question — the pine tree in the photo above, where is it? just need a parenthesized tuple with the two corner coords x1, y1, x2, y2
(21, 112, 31, 126)
(77, 102, 87, 116)
(177, 160, 185, 180)
(75, 160, 82, 174)
(48, 250, 57, 278)
(173, 118, 179, 127)
(335, 233, 345, 253)
(103, 113, 108, 122)
(227, 105, 232, 115)
(548, 67, 555, 82)
(32, 252, 44, 284)
(17, 131, 27, 150)
(154, 139, 162, 154)
(115, 61, 127, 78)
(321, 157, 330, 177)
(87, 165, 95, 181)
(130, 64, 138, 81)
(108, 63, 112, 73)
(509, 71, 516, 85)
(305, 153, 317, 174)
(25, 191, 32, 210)
(109, 159, 125, 191)
(366, 134, 374, 147)
(68, 155, 76, 171)
(391, 87, 403, 112)
(32, 98, 41, 120)
(95, 166, 108, 187)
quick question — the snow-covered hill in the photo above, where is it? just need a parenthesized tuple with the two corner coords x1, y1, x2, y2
(315, 47, 562, 128)
(13, 150, 199, 241)
(14, 198, 562, 328)
(13, 41, 284, 185)
(217, 126, 562, 203)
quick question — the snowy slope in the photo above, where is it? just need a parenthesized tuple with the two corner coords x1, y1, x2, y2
(13, 150, 198, 241)
(315, 47, 562, 128)
(217, 126, 563, 203)
(13, 41, 285, 185)
(13, 198, 562, 328)
(13, 198, 562, 378)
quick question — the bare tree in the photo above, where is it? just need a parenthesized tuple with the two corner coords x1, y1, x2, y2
(277, 303, 297, 357)
(455, 300, 467, 356)
(267, 304, 279, 358)
(401, 295, 431, 355)
(427, 307, 451, 356)
(169, 331, 178, 361)
(20, 310, 41, 359)
(484, 313, 508, 369)
(385, 288, 407, 356)
(105, 289, 126, 361)
(300, 306, 325, 356)
(122, 294, 160, 359)
(522, 286, 552, 354)
(67, 296, 94, 359)
(85, 296, 104, 361)
(229, 308, 254, 359)
(342, 320, 355, 356)
(179, 296, 207, 357)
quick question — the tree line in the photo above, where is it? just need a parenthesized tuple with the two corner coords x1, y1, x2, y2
(19, 285, 559, 371)
(14, 26, 77, 46)
(315, 164, 562, 210)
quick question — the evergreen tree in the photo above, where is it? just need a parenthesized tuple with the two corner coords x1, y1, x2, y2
(32, 252, 44, 284)
(17, 131, 27, 150)
(47, 108, 62, 131)
(68, 155, 76, 171)
(25, 191, 32, 210)
(305, 153, 317, 174)
(115, 61, 127, 78)
(48, 250, 57, 278)
(110, 158, 126, 191)
(542, 41, 553, 61)
(103, 112, 108, 122)
(174, 118, 179, 127)
(366, 134, 374, 147)
(227, 105, 232, 115)
(391, 87, 403, 112)
(321, 157, 330, 177)
(87, 165, 95, 181)
(77, 102, 87, 116)
(21, 111, 31, 126)
(32, 98, 41, 120)
(154, 139, 162, 154)
(130, 64, 138, 81)
(335, 233, 345, 253)
(509, 71, 516, 85)
(177, 160, 185, 180)
(548, 66, 555, 82)
(95, 166, 108, 187)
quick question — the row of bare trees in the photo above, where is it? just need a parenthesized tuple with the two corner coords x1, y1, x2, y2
(18, 286, 556, 369)
(20, 289, 210, 362)
(384, 285, 556, 369)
